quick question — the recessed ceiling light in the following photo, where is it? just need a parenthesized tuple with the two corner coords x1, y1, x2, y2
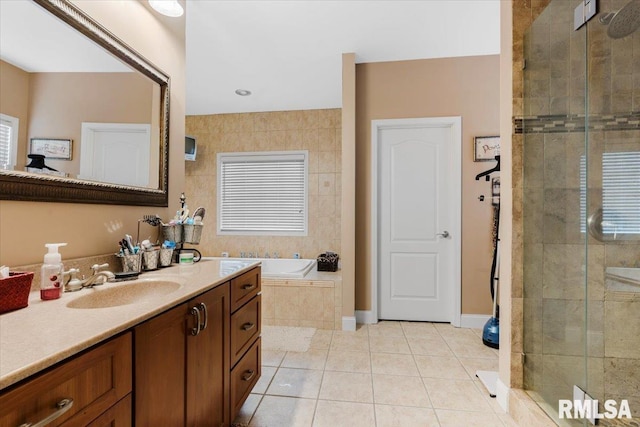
(235, 89, 252, 96)
(149, 0, 184, 18)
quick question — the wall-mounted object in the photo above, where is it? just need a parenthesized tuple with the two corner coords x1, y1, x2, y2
(29, 138, 72, 160)
(474, 136, 500, 161)
(185, 136, 197, 161)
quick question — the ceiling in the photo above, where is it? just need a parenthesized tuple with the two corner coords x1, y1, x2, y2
(186, 0, 501, 115)
(0, 0, 132, 73)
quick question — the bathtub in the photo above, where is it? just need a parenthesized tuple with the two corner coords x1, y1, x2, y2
(202, 256, 337, 328)
(249, 258, 316, 278)
(204, 257, 316, 278)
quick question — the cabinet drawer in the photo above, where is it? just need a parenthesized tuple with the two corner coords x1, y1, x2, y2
(231, 295, 261, 367)
(230, 267, 261, 312)
(230, 337, 261, 421)
(0, 333, 132, 427)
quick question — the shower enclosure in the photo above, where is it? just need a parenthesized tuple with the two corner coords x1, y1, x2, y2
(522, 0, 640, 425)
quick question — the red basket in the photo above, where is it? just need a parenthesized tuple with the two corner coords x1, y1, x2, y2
(0, 271, 34, 314)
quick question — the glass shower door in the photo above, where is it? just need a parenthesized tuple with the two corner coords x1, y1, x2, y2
(585, 0, 640, 422)
(523, 0, 640, 425)
(522, 0, 589, 424)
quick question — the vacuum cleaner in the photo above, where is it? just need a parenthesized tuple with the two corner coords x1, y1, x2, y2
(482, 180, 500, 349)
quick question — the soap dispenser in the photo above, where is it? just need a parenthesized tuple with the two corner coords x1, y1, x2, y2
(41, 243, 67, 300)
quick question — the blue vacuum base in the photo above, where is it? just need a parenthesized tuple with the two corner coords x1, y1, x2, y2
(482, 317, 500, 349)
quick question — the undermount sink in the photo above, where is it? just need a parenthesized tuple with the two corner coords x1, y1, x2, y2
(66, 279, 182, 309)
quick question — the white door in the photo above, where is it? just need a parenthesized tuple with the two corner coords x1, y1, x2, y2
(375, 117, 461, 322)
(79, 122, 151, 187)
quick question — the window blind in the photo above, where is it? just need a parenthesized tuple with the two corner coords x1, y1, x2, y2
(580, 151, 640, 237)
(602, 151, 640, 235)
(217, 151, 307, 235)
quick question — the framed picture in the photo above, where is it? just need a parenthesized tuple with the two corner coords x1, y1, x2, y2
(30, 138, 73, 160)
(474, 136, 500, 162)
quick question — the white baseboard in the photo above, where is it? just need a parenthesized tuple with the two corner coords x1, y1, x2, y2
(496, 378, 509, 412)
(460, 314, 491, 329)
(355, 310, 377, 325)
(342, 316, 356, 331)
(355, 311, 488, 329)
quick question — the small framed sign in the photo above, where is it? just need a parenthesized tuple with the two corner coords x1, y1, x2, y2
(30, 138, 73, 160)
(474, 136, 500, 162)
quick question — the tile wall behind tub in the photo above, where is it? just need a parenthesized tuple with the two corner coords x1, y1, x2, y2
(185, 109, 342, 260)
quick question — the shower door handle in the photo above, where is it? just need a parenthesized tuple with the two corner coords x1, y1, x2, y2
(437, 231, 450, 238)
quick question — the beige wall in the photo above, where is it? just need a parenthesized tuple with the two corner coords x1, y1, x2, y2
(341, 53, 356, 321)
(0, 0, 186, 267)
(355, 55, 501, 315)
(184, 109, 342, 259)
(28, 72, 155, 177)
(0, 60, 30, 168)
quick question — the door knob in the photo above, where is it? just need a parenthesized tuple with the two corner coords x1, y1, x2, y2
(437, 231, 450, 238)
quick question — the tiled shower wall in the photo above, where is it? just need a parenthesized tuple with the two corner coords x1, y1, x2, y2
(510, 0, 553, 392)
(184, 109, 342, 260)
(519, 0, 640, 422)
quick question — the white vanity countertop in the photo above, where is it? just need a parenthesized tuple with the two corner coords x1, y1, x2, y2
(0, 258, 260, 390)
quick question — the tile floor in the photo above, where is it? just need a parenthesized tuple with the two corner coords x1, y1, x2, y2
(233, 321, 523, 427)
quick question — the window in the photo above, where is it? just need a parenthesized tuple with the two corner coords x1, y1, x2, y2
(217, 151, 308, 236)
(581, 151, 640, 238)
(0, 114, 19, 168)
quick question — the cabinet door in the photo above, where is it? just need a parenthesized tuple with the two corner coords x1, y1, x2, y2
(134, 303, 187, 426)
(186, 283, 230, 427)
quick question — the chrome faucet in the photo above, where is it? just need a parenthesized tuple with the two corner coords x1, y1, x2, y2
(82, 263, 115, 288)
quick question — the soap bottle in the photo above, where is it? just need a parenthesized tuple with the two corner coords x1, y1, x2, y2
(40, 243, 67, 300)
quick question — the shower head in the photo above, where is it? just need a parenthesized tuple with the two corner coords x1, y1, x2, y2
(601, 0, 640, 39)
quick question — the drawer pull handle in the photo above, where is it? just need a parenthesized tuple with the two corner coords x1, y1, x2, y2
(20, 398, 74, 427)
(199, 302, 208, 331)
(190, 306, 201, 336)
(241, 322, 255, 331)
(241, 283, 255, 290)
(241, 369, 255, 381)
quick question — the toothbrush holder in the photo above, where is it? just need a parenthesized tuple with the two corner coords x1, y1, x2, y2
(119, 253, 142, 273)
(159, 248, 174, 267)
(183, 224, 203, 244)
(162, 224, 183, 244)
(143, 249, 160, 271)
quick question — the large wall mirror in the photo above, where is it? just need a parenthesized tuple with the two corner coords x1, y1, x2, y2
(0, 0, 170, 206)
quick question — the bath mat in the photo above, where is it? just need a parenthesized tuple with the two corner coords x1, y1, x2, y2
(261, 326, 316, 352)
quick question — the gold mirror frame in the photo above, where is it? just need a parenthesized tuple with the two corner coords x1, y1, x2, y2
(0, 0, 170, 206)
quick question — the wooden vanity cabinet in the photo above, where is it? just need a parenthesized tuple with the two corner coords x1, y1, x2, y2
(135, 266, 262, 426)
(0, 266, 261, 427)
(0, 333, 132, 427)
(134, 282, 230, 427)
